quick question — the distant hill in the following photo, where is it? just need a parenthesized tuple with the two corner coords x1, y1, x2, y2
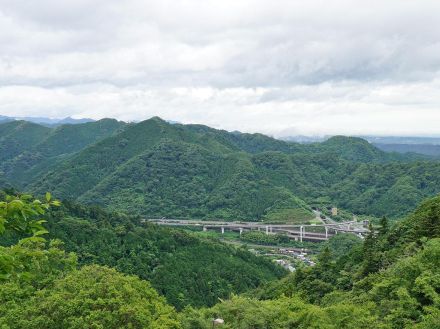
(0, 115, 13, 124)
(0, 119, 126, 185)
(364, 135, 440, 145)
(0, 115, 95, 126)
(374, 143, 440, 157)
(280, 135, 328, 143)
(283, 134, 440, 157)
(283, 135, 440, 145)
(1, 117, 440, 219)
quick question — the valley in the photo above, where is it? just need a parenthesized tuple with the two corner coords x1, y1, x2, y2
(145, 217, 367, 242)
(3, 2, 440, 327)
(2, 117, 440, 328)
(2, 117, 440, 222)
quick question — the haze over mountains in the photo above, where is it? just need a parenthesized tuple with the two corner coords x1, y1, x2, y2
(1, 116, 440, 220)
(4, 114, 440, 155)
(284, 135, 440, 156)
(0, 115, 95, 126)
(2, 115, 440, 328)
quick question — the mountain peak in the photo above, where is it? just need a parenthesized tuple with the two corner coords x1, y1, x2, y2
(323, 135, 371, 145)
(58, 117, 95, 124)
(149, 116, 166, 122)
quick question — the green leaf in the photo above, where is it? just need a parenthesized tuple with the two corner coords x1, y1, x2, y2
(0, 217, 6, 235)
(33, 229, 49, 237)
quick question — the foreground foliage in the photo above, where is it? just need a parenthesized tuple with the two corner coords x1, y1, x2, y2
(0, 242, 180, 329)
(181, 195, 440, 328)
(0, 194, 179, 329)
(3, 192, 440, 328)
(46, 201, 286, 309)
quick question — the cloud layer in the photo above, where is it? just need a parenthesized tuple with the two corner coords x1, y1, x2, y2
(1, 0, 440, 136)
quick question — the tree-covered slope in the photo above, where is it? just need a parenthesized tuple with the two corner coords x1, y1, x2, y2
(43, 202, 286, 310)
(78, 140, 310, 219)
(313, 135, 398, 162)
(0, 242, 181, 329)
(28, 118, 235, 199)
(0, 119, 126, 186)
(33, 118, 125, 157)
(29, 118, 313, 220)
(0, 120, 52, 162)
(329, 162, 440, 217)
(182, 195, 440, 328)
(3, 188, 440, 328)
(2, 117, 440, 219)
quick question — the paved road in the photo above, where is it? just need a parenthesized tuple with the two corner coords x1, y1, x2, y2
(144, 217, 368, 242)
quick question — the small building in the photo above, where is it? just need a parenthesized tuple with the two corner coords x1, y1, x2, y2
(331, 207, 338, 216)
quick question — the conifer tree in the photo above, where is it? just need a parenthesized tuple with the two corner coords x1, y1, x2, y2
(362, 222, 379, 275)
(379, 216, 389, 236)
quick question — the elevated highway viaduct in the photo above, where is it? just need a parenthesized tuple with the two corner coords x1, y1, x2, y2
(143, 219, 368, 242)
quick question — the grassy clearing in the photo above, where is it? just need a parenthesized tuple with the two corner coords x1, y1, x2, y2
(262, 208, 315, 224)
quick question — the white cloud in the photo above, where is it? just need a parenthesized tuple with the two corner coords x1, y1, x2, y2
(0, 0, 440, 135)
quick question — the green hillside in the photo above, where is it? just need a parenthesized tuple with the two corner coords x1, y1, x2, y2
(0, 120, 52, 162)
(183, 194, 440, 328)
(0, 119, 126, 186)
(3, 188, 440, 328)
(28, 118, 220, 199)
(79, 140, 311, 220)
(33, 118, 125, 157)
(0, 198, 286, 310)
(27, 118, 313, 220)
(1, 117, 440, 219)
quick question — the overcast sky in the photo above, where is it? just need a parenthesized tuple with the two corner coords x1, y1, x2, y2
(1, 0, 440, 136)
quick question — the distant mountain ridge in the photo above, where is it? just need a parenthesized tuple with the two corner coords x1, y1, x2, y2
(1, 116, 440, 219)
(0, 115, 95, 126)
(0, 118, 126, 185)
(374, 143, 440, 157)
(282, 135, 440, 145)
(283, 134, 440, 157)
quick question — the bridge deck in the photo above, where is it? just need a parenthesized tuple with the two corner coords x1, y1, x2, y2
(144, 218, 368, 241)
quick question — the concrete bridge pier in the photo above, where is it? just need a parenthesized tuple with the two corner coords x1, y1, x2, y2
(146, 218, 360, 242)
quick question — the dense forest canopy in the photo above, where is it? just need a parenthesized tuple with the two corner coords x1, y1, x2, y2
(0, 117, 439, 220)
(2, 191, 440, 328)
(0, 197, 285, 310)
(0, 234, 180, 328)
(179, 194, 440, 328)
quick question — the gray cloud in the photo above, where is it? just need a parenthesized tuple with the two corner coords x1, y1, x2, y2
(0, 0, 440, 135)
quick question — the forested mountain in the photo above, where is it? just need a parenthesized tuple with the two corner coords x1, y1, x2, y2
(0, 197, 285, 311)
(1, 117, 440, 219)
(0, 114, 95, 126)
(374, 143, 440, 156)
(47, 203, 285, 310)
(0, 120, 51, 162)
(0, 119, 126, 185)
(180, 194, 440, 328)
(2, 189, 440, 328)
